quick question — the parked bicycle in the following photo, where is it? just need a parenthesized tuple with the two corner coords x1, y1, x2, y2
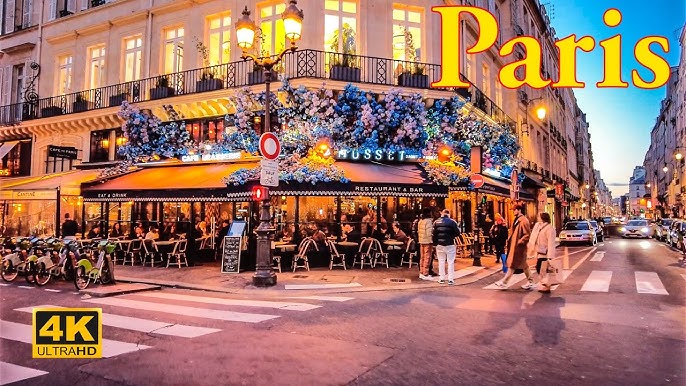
(1, 238, 40, 284)
(32, 239, 79, 286)
(74, 241, 116, 290)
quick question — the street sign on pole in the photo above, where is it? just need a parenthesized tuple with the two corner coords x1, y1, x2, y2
(470, 174, 485, 189)
(259, 132, 281, 160)
(260, 159, 279, 187)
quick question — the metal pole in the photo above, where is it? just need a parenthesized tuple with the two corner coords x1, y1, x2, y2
(253, 69, 277, 287)
(472, 189, 482, 266)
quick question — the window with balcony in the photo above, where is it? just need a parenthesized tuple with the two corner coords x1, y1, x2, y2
(123, 35, 143, 82)
(164, 27, 184, 74)
(324, 0, 357, 54)
(1, 141, 31, 177)
(206, 13, 231, 65)
(88, 45, 106, 89)
(57, 55, 73, 95)
(495, 79, 503, 109)
(392, 5, 422, 63)
(89, 129, 111, 163)
(12, 64, 25, 104)
(464, 38, 476, 83)
(257, 3, 285, 56)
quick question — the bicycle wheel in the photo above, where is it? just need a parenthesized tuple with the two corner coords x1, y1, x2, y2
(1, 260, 18, 282)
(62, 262, 75, 282)
(35, 262, 51, 286)
(100, 259, 113, 285)
(74, 266, 91, 290)
(25, 261, 36, 285)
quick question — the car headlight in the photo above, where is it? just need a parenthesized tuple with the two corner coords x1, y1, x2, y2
(641, 227, 649, 233)
(620, 227, 626, 232)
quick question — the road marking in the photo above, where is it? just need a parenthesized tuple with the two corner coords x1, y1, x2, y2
(17, 286, 33, 289)
(0, 320, 150, 358)
(0, 283, 9, 286)
(483, 273, 525, 289)
(83, 297, 280, 323)
(286, 296, 354, 302)
(0, 362, 48, 385)
(136, 292, 321, 311)
(453, 266, 485, 279)
(284, 283, 362, 290)
(590, 252, 605, 262)
(43, 289, 60, 293)
(549, 270, 574, 291)
(15, 305, 221, 338)
(635, 272, 668, 295)
(608, 241, 613, 244)
(681, 274, 686, 282)
(580, 271, 613, 292)
(570, 248, 597, 271)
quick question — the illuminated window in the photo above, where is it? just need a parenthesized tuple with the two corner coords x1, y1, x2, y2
(123, 35, 143, 82)
(206, 13, 232, 65)
(324, 0, 357, 54)
(257, 3, 286, 56)
(90, 129, 112, 163)
(482, 63, 491, 98)
(392, 5, 422, 62)
(495, 79, 503, 109)
(57, 55, 73, 95)
(465, 43, 475, 84)
(88, 45, 106, 89)
(164, 26, 184, 74)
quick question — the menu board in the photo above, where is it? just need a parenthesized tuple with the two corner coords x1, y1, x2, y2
(221, 236, 242, 273)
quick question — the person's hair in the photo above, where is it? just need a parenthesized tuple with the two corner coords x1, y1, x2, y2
(392, 221, 400, 228)
(441, 209, 450, 216)
(422, 207, 432, 218)
(513, 204, 524, 212)
(540, 212, 551, 223)
(65, 213, 70, 219)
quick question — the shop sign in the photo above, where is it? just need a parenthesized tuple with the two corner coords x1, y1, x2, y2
(181, 151, 242, 163)
(3, 190, 58, 200)
(0, 169, 9, 176)
(336, 148, 415, 162)
(48, 146, 78, 160)
(353, 185, 425, 194)
(95, 192, 129, 199)
(555, 183, 564, 201)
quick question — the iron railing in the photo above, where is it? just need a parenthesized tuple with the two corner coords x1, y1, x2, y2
(0, 49, 514, 127)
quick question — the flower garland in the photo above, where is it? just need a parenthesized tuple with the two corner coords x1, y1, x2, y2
(422, 159, 470, 186)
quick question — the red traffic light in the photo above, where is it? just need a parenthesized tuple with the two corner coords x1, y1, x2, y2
(252, 186, 269, 201)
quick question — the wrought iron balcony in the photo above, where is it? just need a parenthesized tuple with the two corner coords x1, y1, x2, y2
(0, 49, 513, 127)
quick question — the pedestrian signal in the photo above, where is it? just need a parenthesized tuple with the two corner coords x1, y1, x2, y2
(252, 186, 269, 201)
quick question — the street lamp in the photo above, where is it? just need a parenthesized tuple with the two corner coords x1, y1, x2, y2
(236, 1, 304, 287)
(519, 96, 546, 135)
(663, 165, 669, 173)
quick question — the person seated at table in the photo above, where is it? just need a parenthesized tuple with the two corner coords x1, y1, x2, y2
(371, 223, 389, 242)
(133, 226, 145, 239)
(161, 223, 179, 241)
(109, 222, 124, 238)
(391, 222, 409, 244)
(145, 226, 160, 240)
(344, 224, 362, 243)
(277, 223, 294, 242)
(341, 221, 354, 241)
(86, 225, 101, 239)
(216, 219, 231, 245)
(307, 222, 329, 267)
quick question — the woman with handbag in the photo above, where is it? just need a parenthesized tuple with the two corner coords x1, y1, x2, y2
(527, 212, 556, 293)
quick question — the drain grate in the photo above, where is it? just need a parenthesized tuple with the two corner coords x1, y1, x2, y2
(293, 275, 309, 279)
(384, 278, 411, 283)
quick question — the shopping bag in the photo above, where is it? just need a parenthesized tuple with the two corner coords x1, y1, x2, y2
(501, 253, 508, 273)
(541, 258, 562, 286)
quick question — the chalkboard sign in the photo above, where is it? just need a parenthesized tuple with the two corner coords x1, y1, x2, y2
(221, 236, 242, 273)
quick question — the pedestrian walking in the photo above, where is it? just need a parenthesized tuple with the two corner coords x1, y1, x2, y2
(527, 212, 556, 292)
(490, 214, 509, 270)
(432, 209, 460, 285)
(495, 204, 533, 289)
(483, 214, 494, 254)
(417, 208, 434, 280)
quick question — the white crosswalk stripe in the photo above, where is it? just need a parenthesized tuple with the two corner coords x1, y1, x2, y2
(590, 252, 605, 262)
(14, 305, 221, 338)
(286, 295, 354, 302)
(0, 361, 48, 385)
(136, 292, 322, 311)
(635, 272, 668, 295)
(581, 271, 612, 292)
(682, 274, 686, 282)
(483, 273, 526, 289)
(0, 320, 150, 358)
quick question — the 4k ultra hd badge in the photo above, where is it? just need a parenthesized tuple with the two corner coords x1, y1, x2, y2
(32, 308, 102, 359)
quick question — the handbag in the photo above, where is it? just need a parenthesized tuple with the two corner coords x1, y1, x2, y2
(541, 258, 562, 286)
(536, 224, 550, 254)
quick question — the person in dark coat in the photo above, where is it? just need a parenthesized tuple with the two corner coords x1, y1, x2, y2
(62, 213, 78, 239)
(483, 214, 494, 254)
(432, 209, 460, 285)
(490, 214, 509, 268)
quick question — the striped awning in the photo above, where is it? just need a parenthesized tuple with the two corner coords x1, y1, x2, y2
(0, 140, 19, 159)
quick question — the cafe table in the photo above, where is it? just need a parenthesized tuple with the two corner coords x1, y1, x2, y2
(383, 240, 405, 267)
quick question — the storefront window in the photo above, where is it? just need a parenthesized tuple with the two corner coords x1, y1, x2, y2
(2, 141, 31, 177)
(84, 202, 104, 237)
(186, 116, 225, 145)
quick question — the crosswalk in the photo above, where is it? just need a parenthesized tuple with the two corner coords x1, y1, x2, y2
(0, 291, 353, 385)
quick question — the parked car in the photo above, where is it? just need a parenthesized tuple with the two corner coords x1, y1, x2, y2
(559, 221, 596, 246)
(589, 220, 604, 242)
(619, 219, 652, 239)
(654, 218, 674, 241)
(667, 220, 685, 251)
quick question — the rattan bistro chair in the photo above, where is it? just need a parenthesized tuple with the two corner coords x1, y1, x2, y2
(353, 238, 375, 269)
(400, 239, 417, 268)
(166, 239, 188, 268)
(327, 240, 346, 270)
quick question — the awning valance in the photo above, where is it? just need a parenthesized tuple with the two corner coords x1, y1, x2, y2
(449, 175, 534, 200)
(81, 162, 258, 202)
(1, 169, 103, 200)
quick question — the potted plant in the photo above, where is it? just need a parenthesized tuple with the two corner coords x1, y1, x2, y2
(194, 38, 224, 92)
(72, 93, 90, 113)
(41, 104, 63, 117)
(150, 75, 175, 99)
(109, 87, 129, 107)
(91, 0, 105, 7)
(248, 63, 265, 85)
(396, 28, 429, 88)
(329, 23, 360, 82)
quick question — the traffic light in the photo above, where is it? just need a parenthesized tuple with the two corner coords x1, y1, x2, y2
(252, 186, 269, 202)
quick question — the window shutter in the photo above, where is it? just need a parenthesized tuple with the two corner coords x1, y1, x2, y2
(66, 0, 76, 13)
(487, 0, 495, 14)
(22, 0, 32, 28)
(5, 0, 15, 33)
(48, 0, 56, 21)
(0, 68, 4, 105)
(2, 66, 12, 105)
(80, 0, 88, 11)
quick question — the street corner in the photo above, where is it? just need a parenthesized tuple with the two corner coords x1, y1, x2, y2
(78, 283, 162, 298)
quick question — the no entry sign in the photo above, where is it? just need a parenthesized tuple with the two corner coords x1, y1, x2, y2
(470, 174, 485, 189)
(259, 132, 281, 160)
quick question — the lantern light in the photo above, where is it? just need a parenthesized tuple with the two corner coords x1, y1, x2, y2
(282, 0, 304, 44)
(236, 7, 256, 50)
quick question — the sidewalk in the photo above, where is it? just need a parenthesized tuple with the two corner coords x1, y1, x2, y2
(109, 253, 505, 296)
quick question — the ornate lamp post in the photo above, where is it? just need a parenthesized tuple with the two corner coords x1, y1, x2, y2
(236, 1, 304, 287)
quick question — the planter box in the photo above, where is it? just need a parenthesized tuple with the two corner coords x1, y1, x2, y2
(41, 106, 63, 118)
(150, 86, 175, 100)
(455, 88, 471, 100)
(72, 101, 91, 113)
(109, 93, 129, 107)
(195, 78, 223, 92)
(398, 73, 429, 88)
(247, 71, 264, 85)
(330, 66, 361, 83)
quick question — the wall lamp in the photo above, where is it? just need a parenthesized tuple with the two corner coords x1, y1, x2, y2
(520, 96, 547, 136)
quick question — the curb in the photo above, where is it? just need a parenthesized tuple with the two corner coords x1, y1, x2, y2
(78, 283, 162, 298)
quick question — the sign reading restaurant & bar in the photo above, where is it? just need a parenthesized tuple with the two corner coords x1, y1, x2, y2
(353, 185, 426, 194)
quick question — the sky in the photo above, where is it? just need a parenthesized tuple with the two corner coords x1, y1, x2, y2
(547, 0, 684, 198)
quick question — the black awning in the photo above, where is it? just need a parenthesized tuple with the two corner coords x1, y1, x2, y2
(449, 175, 534, 200)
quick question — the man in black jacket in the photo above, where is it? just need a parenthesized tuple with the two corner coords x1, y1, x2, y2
(433, 209, 460, 285)
(62, 213, 78, 239)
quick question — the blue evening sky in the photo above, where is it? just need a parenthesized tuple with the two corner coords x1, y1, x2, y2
(548, 0, 684, 197)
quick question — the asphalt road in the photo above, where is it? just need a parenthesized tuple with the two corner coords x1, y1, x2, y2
(1, 236, 684, 386)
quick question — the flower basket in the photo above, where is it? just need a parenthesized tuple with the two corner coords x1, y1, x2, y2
(41, 106, 63, 118)
(109, 93, 129, 107)
(72, 100, 91, 113)
(150, 86, 176, 100)
(330, 65, 361, 82)
(195, 78, 224, 92)
(247, 70, 264, 86)
(397, 73, 429, 88)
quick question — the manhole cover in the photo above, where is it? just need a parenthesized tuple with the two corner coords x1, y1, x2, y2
(293, 275, 309, 279)
(383, 278, 411, 284)
(319, 275, 354, 284)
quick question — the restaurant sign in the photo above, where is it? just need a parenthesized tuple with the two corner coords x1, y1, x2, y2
(335, 148, 420, 163)
(48, 146, 78, 160)
(0, 190, 58, 201)
(181, 151, 242, 163)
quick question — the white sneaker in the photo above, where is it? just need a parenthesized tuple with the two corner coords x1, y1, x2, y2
(521, 282, 535, 290)
(419, 274, 432, 281)
(494, 281, 507, 289)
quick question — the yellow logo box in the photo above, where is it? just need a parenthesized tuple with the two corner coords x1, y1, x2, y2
(32, 308, 102, 359)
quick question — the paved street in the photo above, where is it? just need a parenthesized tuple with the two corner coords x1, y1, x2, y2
(1, 237, 684, 386)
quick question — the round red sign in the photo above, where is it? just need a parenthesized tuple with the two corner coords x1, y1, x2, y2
(259, 132, 281, 160)
(470, 174, 485, 189)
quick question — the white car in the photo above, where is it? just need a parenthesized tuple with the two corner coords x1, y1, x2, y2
(619, 220, 652, 239)
(559, 221, 597, 246)
(654, 218, 674, 241)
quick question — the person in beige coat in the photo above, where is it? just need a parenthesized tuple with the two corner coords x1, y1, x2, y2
(417, 208, 434, 280)
(495, 204, 532, 289)
(527, 212, 557, 292)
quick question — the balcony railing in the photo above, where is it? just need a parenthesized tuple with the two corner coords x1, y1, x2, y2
(0, 49, 513, 127)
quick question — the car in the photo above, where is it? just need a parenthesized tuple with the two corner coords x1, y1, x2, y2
(654, 218, 674, 241)
(619, 219, 652, 239)
(589, 220, 604, 242)
(667, 220, 685, 250)
(559, 221, 597, 246)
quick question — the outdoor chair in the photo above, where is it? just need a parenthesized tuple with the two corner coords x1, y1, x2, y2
(142, 239, 162, 267)
(327, 240, 346, 270)
(400, 239, 417, 268)
(353, 238, 375, 269)
(292, 237, 316, 272)
(123, 239, 143, 266)
(370, 238, 389, 268)
(166, 239, 188, 268)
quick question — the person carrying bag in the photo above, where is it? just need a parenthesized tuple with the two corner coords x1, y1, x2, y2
(527, 212, 558, 293)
